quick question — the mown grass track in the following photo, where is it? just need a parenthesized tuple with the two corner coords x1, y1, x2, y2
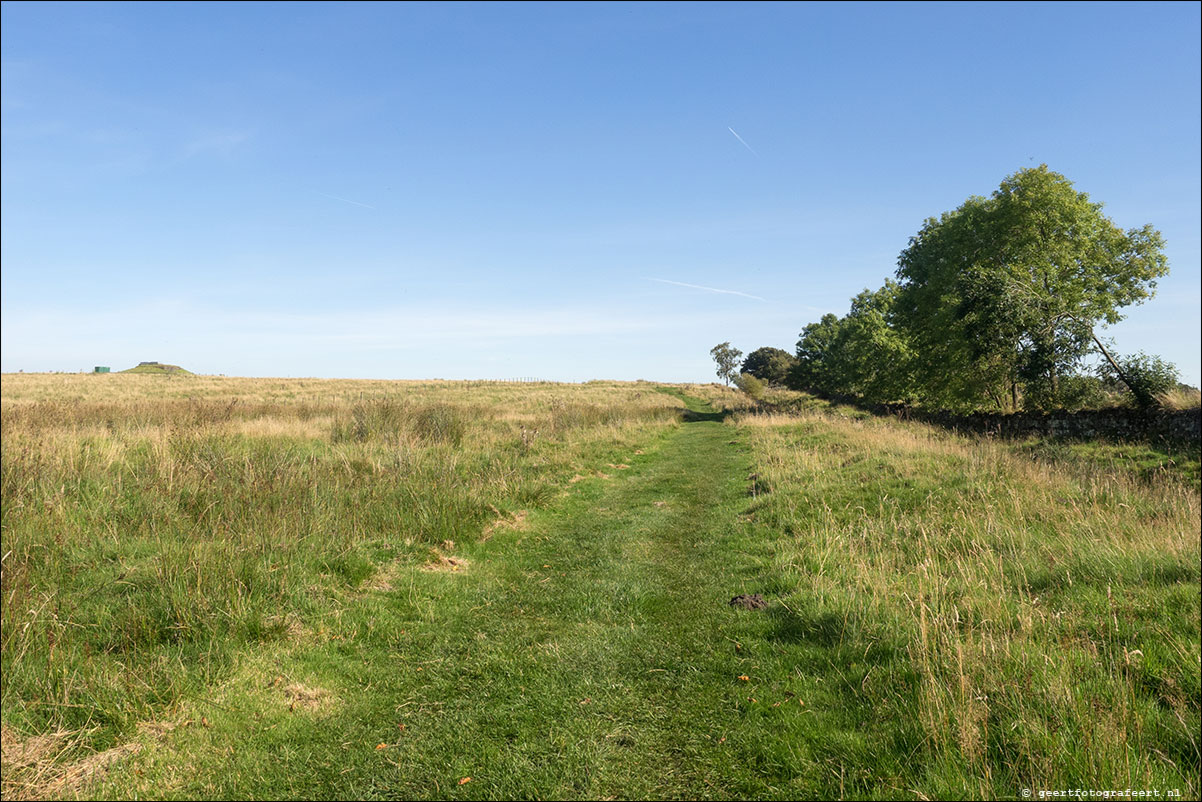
(101, 391, 841, 799)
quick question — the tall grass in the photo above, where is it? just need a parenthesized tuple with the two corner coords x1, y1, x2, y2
(1158, 386, 1202, 411)
(0, 374, 685, 793)
(735, 403, 1200, 796)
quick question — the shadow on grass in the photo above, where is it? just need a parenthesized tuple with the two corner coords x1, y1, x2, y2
(766, 606, 847, 647)
(651, 385, 732, 423)
(681, 408, 730, 423)
(755, 600, 926, 793)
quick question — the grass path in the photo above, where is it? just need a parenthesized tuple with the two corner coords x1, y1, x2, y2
(114, 391, 844, 799)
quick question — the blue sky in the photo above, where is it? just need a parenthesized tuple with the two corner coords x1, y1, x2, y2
(3, 1, 1199, 383)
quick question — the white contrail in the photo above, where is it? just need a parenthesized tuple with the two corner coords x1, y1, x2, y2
(646, 277, 767, 302)
(727, 127, 758, 156)
(315, 191, 375, 209)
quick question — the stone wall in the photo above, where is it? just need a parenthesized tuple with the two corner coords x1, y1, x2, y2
(885, 405, 1201, 446)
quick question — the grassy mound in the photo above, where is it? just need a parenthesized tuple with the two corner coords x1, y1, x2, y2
(120, 362, 193, 375)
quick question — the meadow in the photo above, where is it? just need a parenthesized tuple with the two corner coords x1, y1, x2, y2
(1, 373, 1198, 800)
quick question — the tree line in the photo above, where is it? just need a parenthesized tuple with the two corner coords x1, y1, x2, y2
(714, 166, 1183, 412)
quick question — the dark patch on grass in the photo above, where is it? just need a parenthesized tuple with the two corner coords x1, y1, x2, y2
(729, 593, 767, 610)
(681, 407, 730, 423)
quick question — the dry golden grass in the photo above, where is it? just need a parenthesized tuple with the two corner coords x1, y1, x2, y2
(0, 722, 164, 801)
(1158, 385, 1202, 410)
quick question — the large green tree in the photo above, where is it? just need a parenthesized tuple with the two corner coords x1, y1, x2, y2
(895, 165, 1168, 411)
(826, 282, 916, 404)
(786, 284, 915, 402)
(740, 347, 797, 385)
(788, 314, 844, 395)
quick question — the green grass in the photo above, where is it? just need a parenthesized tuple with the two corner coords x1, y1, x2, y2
(93, 392, 802, 799)
(736, 407, 1200, 798)
(2, 377, 1197, 799)
(1013, 437, 1201, 489)
(755, 386, 1201, 489)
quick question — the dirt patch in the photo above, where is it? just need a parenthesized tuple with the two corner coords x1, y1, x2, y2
(2, 723, 150, 800)
(653, 501, 669, 508)
(607, 463, 630, 470)
(483, 508, 529, 539)
(1, 724, 73, 774)
(267, 676, 334, 713)
(44, 742, 142, 797)
(569, 473, 589, 483)
(729, 593, 768, 610)
(423, 549, 469, 572)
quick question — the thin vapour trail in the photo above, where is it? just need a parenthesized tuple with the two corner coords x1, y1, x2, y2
(315, 191, 376, 209)
(646, 277, 767, 302)
(728, 127, 758, 156)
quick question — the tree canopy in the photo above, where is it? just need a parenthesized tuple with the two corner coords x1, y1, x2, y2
(894, 165, 1168, 410)
(740, 347, 796, 385)
(709, 342, 743, 386)
(733, 166, 1172, 412)
(786, 283, 915, 403)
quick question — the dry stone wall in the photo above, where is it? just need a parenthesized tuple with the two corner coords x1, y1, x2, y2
(893, 406, 1201, 446)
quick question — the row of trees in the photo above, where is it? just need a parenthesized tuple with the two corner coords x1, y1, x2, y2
(718, 166, 1181, 412)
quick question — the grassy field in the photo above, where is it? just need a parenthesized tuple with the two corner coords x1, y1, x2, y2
(1, 374, 1198, 799)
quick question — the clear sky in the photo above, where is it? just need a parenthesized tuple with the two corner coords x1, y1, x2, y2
(3, 1, 1199, 384)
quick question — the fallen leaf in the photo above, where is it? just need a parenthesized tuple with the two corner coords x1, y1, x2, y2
(459, 777, 472, 785)
(376, 743, 389, 750)
(398, 723, 407, 731)
(737, 675, 749, 681)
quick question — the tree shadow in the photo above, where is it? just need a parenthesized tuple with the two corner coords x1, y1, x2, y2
(765, 605, 847, 647)
(681, 408, 730, 423)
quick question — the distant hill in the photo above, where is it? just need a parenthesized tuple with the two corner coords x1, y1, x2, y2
(120, 361, 193, 375)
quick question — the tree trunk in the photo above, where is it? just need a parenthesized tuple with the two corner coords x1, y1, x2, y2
(1089, 330, 1152, 407)
(1054, 313, 1153, 408)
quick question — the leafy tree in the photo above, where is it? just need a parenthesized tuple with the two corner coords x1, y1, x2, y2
(788, 314, 843, 394)
(895, 165, 1169, 411)
(786, 285, 914, 402)
(709, 342, 743, 386)
(1096, 351, 1180, 409)
(740, 347, 797, 385)
(825, 282, 916, 403)
(733, 372, 765, 399)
